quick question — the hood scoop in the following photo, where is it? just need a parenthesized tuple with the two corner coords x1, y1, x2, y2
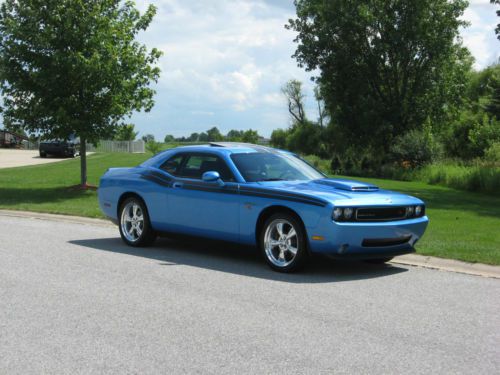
(314, 178, 379, 192)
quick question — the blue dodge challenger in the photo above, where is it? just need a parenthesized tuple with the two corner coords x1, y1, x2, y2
(98, 143, 428, 272)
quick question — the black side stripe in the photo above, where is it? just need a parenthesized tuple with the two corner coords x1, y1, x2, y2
(240, 187, 327, 207)
(140, 170, 327, 207)
(239, 190, 326, 207)
(140, 174, 171, 187)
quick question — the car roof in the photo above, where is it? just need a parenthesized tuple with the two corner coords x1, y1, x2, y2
(140, 142, 292, 168)
(168, 142, 287, 154)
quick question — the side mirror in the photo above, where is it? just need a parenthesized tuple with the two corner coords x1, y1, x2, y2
(202, 171, 225, 187)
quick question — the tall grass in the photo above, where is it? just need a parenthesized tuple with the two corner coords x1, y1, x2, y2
(304, 155, 500, 195)
(416, 162, 500, 194)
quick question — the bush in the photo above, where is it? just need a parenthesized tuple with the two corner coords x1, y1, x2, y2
(390, 128, 441, 168)
(484, 142, 500, 164)
(145, 141, 162, 155)
(303, 155, 332, 175)
(442, 111, 500, 160)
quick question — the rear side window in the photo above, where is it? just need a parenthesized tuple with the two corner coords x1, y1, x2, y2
(162, 153, 235, 182)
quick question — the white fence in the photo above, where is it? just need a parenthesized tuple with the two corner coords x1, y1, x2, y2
(86, 140, 145, 153)
(22, 139, 145, 153)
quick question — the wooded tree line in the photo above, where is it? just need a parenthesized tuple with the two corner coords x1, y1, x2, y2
(272, 0, 500, 174)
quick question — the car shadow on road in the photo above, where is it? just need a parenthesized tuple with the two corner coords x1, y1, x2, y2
(69, 236, 408, 283)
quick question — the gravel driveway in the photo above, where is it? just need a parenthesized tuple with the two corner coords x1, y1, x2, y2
(0, 149, 80, 169)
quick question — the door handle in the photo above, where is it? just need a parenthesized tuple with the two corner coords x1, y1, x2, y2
(172, 182, 183, 189)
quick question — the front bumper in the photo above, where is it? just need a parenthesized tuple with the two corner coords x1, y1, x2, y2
(308, 216, 429, 258)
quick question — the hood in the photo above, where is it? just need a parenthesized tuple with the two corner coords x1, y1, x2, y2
(313, 178, 379, 192)
(256, 178, 423, 206)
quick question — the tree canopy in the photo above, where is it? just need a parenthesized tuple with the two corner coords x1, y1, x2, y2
(114, 124, 138, 141)
(0, 0, 161, 185)
(287, 0, 472, 154)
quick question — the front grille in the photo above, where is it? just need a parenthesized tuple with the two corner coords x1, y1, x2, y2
(362, 235, 412, 247)
(356, 206, 408, 222)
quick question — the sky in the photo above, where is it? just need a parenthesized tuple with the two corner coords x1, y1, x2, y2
(130, 0, 500, 140)
(1, 0, 499, 140)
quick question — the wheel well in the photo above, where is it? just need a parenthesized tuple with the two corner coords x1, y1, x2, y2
(117, 192, 147, 218)
(255, 205, 308, 247)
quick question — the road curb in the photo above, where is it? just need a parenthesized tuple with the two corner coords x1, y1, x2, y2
(1, 209, 499, 279)
(0, 209, 114, 228)
(391, 254, 500, 279)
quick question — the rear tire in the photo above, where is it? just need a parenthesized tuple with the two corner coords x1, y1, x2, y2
(259, 213, 308, 273)
(39, 151, 46, 158)
(118, 197, 156, 247)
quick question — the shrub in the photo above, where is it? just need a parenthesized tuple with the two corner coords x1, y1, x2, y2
(303, 155, 332, 175)
(484, 142, 500, 164)
(146, 141, 162, 155)
(390, 128, 441, 168)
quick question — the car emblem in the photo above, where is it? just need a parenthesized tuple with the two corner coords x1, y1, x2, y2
(385, 198, 392, 203)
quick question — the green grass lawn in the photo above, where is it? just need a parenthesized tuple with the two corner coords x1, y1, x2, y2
(0, 152, 499, 265)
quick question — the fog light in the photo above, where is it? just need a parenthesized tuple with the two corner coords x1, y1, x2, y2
(344, 207, 354, 219)
(415, 205, 423, 216)
(333, 207, 343, 220)
(406, 206, 414, 217)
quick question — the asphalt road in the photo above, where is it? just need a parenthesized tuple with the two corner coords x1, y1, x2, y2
(1, 215, 499, 374)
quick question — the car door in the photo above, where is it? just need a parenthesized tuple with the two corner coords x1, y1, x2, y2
(160, 152, 240, 242)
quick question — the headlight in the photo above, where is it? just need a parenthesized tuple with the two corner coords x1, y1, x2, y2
(332, 207, 343, 220)
(415, 205, 423, 216)
(344, 207, 354, 219)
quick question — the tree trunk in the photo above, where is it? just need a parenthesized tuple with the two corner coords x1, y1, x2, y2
(80, 137, 87, 186)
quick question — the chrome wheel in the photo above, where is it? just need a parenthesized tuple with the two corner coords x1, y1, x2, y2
(120, 201, 144, 243)
(264, 219, 299, 268)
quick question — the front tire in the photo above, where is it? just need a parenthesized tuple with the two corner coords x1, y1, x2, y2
(39, 151, 46, 158)
(259, 213, 308, 273)
(118, 197, 156, 247)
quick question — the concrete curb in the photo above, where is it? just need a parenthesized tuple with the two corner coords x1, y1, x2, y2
(1, 209, 499, 279)
(0, 209, 114, 228)
(391, 254, 500, 279)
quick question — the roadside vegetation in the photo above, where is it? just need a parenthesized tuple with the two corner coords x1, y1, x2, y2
(0, 152, 498, 265)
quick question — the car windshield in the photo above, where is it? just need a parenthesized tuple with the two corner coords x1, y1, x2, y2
(230, 152, 325, 182)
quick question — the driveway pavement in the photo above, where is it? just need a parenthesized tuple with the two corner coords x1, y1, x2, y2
(1, 215, 499, 374)
(0, 149, 83, 169)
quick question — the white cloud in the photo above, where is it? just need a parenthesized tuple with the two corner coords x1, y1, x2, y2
(460, 1, 500, 69)
(138, 0, 311, 113)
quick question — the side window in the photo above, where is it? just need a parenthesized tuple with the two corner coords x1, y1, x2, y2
(178, 154, 235, 182)
(160, 154, 185, 176)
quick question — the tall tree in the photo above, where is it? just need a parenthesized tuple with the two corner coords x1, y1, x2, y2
(206, 126, 223, 142)
(0, 0, 161, 186)
(114, 124, 138, 141)
(281, 79, 306, 125)
(287, 0, 472, 153)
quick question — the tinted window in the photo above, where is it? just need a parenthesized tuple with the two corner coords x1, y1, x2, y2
(178, 153, 235, 181)
(160, 154, 184, 175)
(230, 152, 325, 182)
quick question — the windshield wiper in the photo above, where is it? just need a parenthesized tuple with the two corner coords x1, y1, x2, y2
(259, 178, 285, 181)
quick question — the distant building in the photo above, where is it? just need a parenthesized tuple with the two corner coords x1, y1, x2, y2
(0, 129, 29, 148)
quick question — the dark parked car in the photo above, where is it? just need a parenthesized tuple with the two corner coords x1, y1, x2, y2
(39, 139, 78, 158)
